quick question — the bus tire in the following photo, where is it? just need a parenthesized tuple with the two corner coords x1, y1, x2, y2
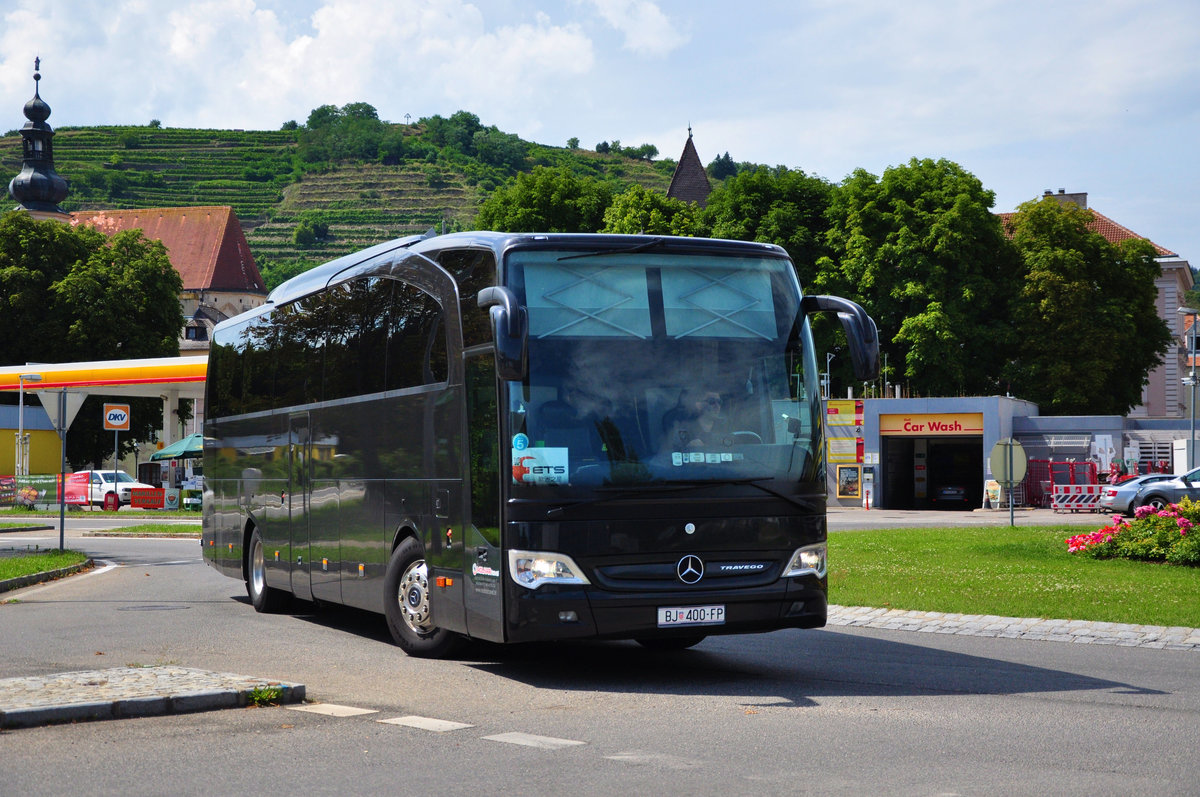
(384, 537, 462, 658)
(635, 635, 706, 651)
(247, 528, 289, 612)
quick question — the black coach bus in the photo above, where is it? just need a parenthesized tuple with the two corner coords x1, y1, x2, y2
(201, 231, 878, 656)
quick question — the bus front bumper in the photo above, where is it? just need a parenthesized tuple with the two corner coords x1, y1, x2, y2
(504, 575, 827, 644)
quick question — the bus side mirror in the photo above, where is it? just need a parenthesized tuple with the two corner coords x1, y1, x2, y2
(800, 295, 880, 381)
(477, 286, 528, 380)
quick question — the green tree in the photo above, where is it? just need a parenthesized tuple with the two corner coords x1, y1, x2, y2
(472, 128, 527, 170)
(0, 212, 184, 467)
(699, 166, 834, 285)
(601, 184, 700, 236)
(708, 152, 737, 181)
(1004, 198, 1172, 414)
(814, 158, 1021, 397)
(474, 166, 613, 232)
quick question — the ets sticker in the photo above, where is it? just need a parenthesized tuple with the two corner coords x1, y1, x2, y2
(512, 447, 569, 484)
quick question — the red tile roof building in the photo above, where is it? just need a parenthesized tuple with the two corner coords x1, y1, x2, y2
(71, 206, 268, 353)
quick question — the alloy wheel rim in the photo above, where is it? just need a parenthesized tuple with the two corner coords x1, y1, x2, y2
(251, 539, 265, 597)
(398, 559, 432, 634)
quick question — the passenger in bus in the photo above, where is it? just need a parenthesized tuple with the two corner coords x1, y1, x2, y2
(662, 388, 730, 450)
(689, 389, 730, 446)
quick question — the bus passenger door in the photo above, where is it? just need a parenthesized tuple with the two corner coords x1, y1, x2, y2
(462, 352, 505, 641)
(289, 413, 314, 602)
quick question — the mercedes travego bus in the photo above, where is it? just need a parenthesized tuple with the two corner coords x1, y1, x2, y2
(202, 231, 878, 656)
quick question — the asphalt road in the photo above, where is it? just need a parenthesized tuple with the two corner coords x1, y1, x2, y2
(1, 515, 1194, 796)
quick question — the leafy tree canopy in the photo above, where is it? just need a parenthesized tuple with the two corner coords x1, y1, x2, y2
(1004, 198, 1172, 414)
(0, 211, 184, 467)
(814, 157, 1020, 397)
(699, 165, 834, 285)
(474, 166, 613, 233)
(601, 184, 700, 236)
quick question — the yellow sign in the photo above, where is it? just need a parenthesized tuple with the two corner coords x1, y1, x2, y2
(880, 413, 983, 436)
(826, 399, 863, 426)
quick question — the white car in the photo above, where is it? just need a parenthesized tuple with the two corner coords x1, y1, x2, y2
(73, 470, 156, 507)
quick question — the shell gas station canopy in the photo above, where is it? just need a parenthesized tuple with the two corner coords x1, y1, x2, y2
(0, 356, 207, 443)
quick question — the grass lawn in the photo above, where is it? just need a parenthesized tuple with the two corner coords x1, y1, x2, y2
(0, 549, 90, 582)
(95, 524, 199, 537)
(829, 524, 1200, 629)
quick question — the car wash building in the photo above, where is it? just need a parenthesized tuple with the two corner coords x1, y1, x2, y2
(825, 396, 1189, 509)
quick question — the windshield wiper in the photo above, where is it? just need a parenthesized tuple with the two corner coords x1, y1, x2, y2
(545, 482, 710, 517)
(661, 477, 816, 512)
(545, 477, 814, 517)
(555, 238, 667, 262)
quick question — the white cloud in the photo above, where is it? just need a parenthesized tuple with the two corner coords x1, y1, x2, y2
(581, 0, 687, 57)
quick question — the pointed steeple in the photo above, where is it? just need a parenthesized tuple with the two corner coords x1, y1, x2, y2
(9, 58, 70, 218)
(666, 126, 712, 207)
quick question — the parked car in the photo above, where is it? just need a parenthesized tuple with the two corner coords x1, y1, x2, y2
(1129, 468, 1200, 512)
(930, 484, 969, 507)
(71, 470, 155, 508)
(1099, 473, 1176, 515)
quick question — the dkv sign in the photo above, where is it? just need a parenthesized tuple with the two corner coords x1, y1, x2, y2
(103, 403, 131, 431)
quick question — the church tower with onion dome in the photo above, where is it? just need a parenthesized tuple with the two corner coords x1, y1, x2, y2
(8, 58, 70, 220)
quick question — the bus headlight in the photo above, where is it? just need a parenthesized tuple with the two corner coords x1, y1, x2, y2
(783, 543, 826, 578)
(508, 550, 591, 590)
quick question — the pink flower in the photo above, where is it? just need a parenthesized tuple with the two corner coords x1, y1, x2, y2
(1134, 505, 1155, 519)
(1178, 518, 1193, 536)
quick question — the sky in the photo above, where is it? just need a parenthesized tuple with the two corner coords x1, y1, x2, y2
(2, 0, 1198, 265)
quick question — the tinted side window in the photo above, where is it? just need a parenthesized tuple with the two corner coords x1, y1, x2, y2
(437, 249, 497, 349)
(273, 295, 325, 408)
(240, 314, 278, 414)
(324, 278, 391, 400)
(387, 281, 447, 389)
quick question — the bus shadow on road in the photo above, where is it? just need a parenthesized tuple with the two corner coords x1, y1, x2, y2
(464, 628, 1166, 705)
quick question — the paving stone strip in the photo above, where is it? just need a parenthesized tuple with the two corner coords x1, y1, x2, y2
(0, 666, 304, 729)
(828, 605, 1200, 650)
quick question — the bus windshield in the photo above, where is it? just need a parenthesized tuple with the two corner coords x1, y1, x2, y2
(505, 247, 823, 494)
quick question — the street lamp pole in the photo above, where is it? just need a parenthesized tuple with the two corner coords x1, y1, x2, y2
(1177, 308, 1198, 472)
(1191, 312, 1197, 470)
(16, 373, 43, 477)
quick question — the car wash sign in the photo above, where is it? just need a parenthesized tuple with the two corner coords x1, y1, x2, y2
(103, 403, 131, 431)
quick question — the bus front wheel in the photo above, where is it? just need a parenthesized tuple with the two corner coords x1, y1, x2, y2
(384, 537, 462, 658)
(247, 528, 289, 612)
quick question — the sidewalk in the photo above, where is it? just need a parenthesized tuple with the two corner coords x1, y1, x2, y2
(0, 666, 304, 729)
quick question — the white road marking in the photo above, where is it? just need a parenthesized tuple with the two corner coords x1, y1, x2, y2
(377, 715, 474, 732)
(482, 732, 586, 750)
(285, 703, 378, 717)
(6, 560, 120, 599)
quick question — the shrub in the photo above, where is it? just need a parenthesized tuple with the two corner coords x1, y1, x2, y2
(1067, 497, 1200, 566)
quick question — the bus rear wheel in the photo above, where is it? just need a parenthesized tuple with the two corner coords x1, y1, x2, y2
(246, 528, 289, 612)
(384, 537, 462, 658)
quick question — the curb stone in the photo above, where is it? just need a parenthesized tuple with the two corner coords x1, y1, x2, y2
(828, 605, 1200, 650)
(0, 559, 94, 595)
(0, 666, 305, 729)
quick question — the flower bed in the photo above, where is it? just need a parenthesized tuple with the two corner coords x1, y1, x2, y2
(1067, 498, 1200, 565)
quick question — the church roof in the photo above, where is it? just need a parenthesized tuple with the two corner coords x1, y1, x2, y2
(71, 206, 266, 294)
(666, 132, 712, 207)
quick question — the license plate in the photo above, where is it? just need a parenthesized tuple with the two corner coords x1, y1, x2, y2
(657, 605, 726, 627)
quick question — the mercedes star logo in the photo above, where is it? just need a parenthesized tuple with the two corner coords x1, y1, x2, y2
(676, 555, 704, 584)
